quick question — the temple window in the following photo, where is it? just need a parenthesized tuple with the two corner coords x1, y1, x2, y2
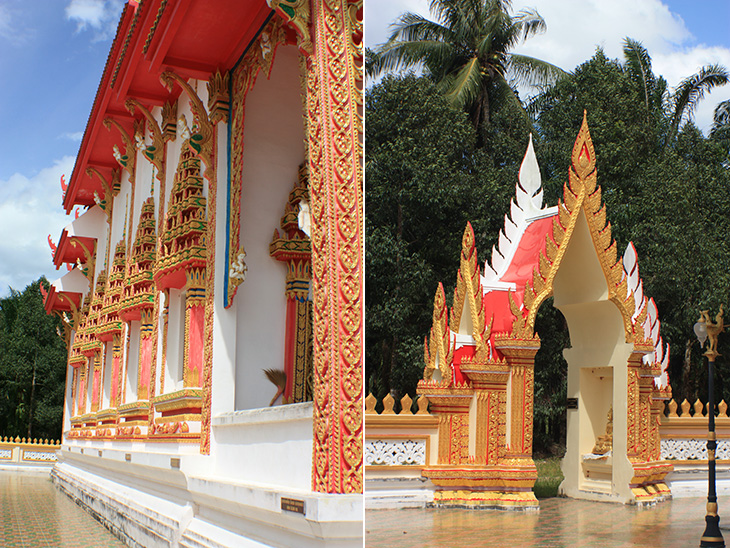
(125, 320, 141, 401)
(164, 288, 186, 392)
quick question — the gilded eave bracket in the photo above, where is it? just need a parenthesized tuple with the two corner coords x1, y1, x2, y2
(159, 70, 215, 172)
(267, 0, 313, 55)
(103, 117, 136, 183)
(125, 98, 166, 185)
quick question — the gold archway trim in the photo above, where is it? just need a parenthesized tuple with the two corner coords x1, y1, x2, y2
(511, 112, 637, 343)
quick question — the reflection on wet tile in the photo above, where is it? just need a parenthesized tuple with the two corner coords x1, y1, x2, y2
(366, 496, 727, 548)
(0, 471, 126, 548)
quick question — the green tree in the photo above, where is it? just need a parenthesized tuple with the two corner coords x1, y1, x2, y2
(366, 74, 533, 401)
(370, 0, 565, 136)
(534, 46, 730, 408)
(622, 38, 729, 144)
(0, 278, 68, 440)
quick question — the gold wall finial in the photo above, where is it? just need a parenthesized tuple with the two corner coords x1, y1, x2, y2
(571, 110, 596, 182)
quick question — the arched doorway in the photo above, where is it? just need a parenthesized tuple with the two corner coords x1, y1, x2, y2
(418, 115, 672, 508)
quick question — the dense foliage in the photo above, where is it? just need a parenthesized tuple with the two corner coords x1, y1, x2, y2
(366, 42, 730, 454)
(0, 278, 68, 440)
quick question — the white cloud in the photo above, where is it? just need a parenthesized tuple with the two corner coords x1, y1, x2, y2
(65, 0, 119, 40)
(60, 131, 84, 142)
(0, 157, 77, 297)
(0, 4, 32, 46)
(0, 5, 11, 39)
(366, 0, 730, 134)
(653, 46, 730, 133)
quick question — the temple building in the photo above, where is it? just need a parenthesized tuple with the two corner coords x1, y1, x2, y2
(42, 1, 363, 546)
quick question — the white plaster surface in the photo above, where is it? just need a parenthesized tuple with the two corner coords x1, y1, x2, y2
(234, 44, 305, 411)
(365, 477, 435, 509)
(212, 402, 313, 490)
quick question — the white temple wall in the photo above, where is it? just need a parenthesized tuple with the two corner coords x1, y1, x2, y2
(163, 287, 186, 394)
(92, 218, 109, 290)
(86, 357, 93, 414)
(212, 403, 313, 490)
(132, 140, 154, 238)
(234, 45, 305, 411)
(64, 361, 74, 431)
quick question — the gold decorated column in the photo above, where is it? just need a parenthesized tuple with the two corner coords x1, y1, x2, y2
(304, 0, 363, 494)
(495, 338, 540, 461)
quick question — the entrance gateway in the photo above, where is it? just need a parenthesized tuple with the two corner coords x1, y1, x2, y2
(419, 114, 672, 509)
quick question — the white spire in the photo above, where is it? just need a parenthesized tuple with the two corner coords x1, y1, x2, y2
(484, 134, 550, 282)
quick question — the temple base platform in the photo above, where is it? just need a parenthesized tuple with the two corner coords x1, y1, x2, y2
(52, 447, 362, 548)
(431, 489, 539, 510)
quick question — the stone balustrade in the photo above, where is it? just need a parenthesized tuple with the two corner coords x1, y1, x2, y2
(0, 436, 61, 468)
(364, 393, 437, 469)
(661, 399, 730, 462)
(365, 393, 439, 508)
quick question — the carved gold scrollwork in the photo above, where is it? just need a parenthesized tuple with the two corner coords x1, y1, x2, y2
(102, 118, 136, 182)
(424, 283, 453, 384)
(450, 223, 491, 360)
(161, 102, 176, 142)
(70, 239, 97, 284)
(85, 167, 115, 221)
(268, 0, 313, 55)
(159, 71, 214, 172)
(125, 98, 165, 184)
(507, 112, 636, 344)
(206, 70, 230, 125)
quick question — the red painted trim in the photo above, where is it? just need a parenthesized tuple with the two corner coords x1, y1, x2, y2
(283, 297, 297, 402)
(111, 354, 121, 406)
(139, 336, 153, 397)
(188, 305, 205, 387)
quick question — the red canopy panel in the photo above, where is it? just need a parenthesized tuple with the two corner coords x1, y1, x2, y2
(44, 268, 90, 315)
(64, 0, 272, 213)
(52, 205, 106, 268)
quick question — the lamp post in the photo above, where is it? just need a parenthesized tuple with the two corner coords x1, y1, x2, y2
(695, 309, 725, 548)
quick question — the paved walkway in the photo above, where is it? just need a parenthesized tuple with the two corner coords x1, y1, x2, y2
(366, 496, 730, 547)
(0, 471, 126, 548)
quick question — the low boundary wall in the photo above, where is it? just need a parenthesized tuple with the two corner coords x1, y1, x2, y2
(365, 395, 730, 506)
(0, 436, 61, 469)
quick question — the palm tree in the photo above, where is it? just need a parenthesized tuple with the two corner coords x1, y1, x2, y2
(711, 99, 730, 138)
(711, 99, 730, 168)
(623, 38, 729, 142)
(370, 0, 566, 133)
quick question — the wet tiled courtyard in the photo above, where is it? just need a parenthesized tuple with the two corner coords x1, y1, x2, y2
(366, 496, 730, 547)
(0, 471, 126, 548)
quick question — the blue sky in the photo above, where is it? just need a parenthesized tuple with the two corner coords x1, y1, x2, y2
(366, 0, 730, 133)
(0, 0, 122, 296)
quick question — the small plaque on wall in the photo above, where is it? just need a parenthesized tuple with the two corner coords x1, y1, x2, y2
(566, 398, 578, 409)
(281, 497, 305, 514)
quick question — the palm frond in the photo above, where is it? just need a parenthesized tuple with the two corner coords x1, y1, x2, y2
(622, 37, 656, 112)
(513, 8, 547, 42)
(369, 12, 458, 78)
(711, 99, 730, 136)
(373, 39, 458, 79)
(443, 56, 483, 109)
(670, 63, 730, 137)
(389, 12, 454, 43)
(506, 53, 568, 88)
